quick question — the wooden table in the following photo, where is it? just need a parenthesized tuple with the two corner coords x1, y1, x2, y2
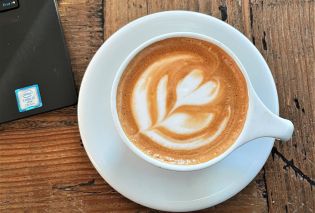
(1, 0, 314, 212)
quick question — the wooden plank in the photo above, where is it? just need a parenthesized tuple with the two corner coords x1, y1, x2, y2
(250, 0, 315, 212)
(0, 127, 143, 212)
(105, 0, 148, 39)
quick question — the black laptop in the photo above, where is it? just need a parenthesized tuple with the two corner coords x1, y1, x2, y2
(0, 0, 77, 123)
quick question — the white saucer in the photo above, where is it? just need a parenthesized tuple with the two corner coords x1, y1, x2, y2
(78, 11, 278, 212)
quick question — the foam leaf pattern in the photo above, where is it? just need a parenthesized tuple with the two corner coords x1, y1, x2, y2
(152, 70, 220, 134)
(156, 75, 168, 122)
(173, 70, 219, 112)
(176, 69, 204, 99)
(160, 112, 214, 135)
(131, 53, 229, 150)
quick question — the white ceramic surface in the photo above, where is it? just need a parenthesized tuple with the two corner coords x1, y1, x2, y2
(78, 11, 279, 211)
(110, 32, 293, 172)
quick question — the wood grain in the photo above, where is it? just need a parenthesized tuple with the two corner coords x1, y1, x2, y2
(0, 0, 314, 212)
(250, 0, 315, 212)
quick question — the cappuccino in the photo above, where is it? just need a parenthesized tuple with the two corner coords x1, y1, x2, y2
(116, 37, 248, 165)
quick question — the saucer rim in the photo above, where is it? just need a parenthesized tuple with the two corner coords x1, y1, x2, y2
(78, 11, 277, 212)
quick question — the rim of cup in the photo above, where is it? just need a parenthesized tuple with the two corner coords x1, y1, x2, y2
(111, 32, 252, 171)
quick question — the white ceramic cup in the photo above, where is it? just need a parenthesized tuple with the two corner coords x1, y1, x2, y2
(111, 32, 294, 171)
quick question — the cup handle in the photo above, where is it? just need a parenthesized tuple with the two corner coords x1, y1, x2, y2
(240, 91, 294, 144)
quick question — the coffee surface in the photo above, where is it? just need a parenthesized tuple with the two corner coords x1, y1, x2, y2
(116, 37, 248, 165)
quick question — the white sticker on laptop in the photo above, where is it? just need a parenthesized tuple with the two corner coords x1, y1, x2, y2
(15, 84, 43, 112)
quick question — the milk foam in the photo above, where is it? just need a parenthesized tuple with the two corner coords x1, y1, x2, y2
(131, 53, 229, 150)
(117, 37, 248, 164)
(144, 112, 229, 150)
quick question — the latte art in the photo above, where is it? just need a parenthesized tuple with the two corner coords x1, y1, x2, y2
(117, 37, 248, 165)
(132, 54, 230, 150)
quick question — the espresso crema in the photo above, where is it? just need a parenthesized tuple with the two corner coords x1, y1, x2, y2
(116, 37, 248, 165)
